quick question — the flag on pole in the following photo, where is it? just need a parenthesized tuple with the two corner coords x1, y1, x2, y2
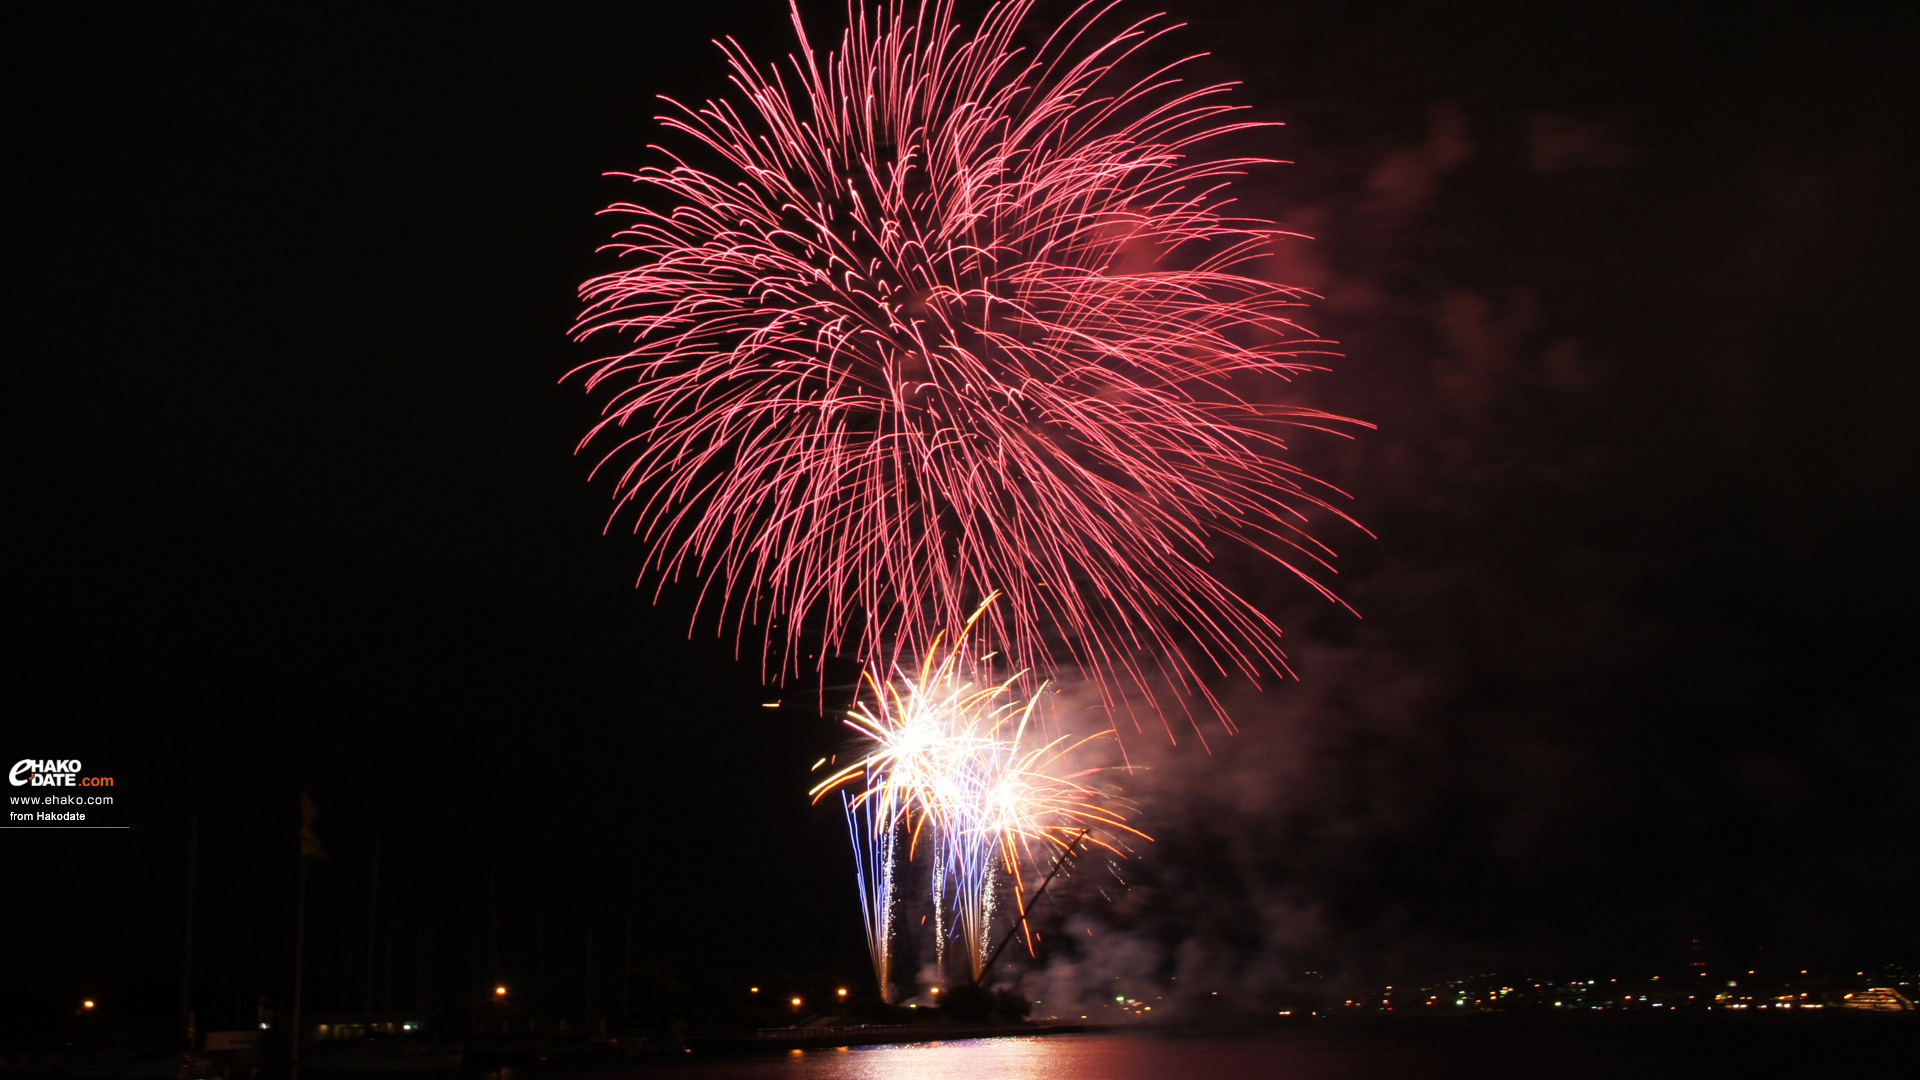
(300, 793, 327, 860)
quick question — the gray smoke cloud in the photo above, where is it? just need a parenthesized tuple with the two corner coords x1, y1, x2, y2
(992, 0, 1920, 1017)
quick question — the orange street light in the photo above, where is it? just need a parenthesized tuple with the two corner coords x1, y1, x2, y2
(837, 988, 848, 997)
(791, 997, 803, 1007)
(494, 986, 508, 997)
(82, 1000, 95, 1010)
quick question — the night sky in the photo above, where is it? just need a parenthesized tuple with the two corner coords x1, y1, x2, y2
(9, 0, 1916, 1039)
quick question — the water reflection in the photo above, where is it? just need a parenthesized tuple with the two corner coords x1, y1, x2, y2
(656, 1033, 1347, 1080)
(663, 1035, 1134, 1080)
(618, 1022, 1916, 1080)
(783, 1036, 1084, 1080)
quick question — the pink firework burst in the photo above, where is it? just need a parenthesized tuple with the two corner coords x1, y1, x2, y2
(572, 0, 1366, 732)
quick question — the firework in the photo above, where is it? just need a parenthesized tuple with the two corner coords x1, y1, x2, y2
(841, 788, 897, 1000)
(813, 599, 1142, 987)
(573, 0, 1366, 728)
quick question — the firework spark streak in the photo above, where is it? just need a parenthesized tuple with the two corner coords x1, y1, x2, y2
(573, 0, 1367, 728)
(841, 789, 897, 1000)
(812, 600, 1143, 989)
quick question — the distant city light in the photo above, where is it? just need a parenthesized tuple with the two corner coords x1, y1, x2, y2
(837, 988, 848, 997)
(494, 986, 507, 996)
(82, 1000, 95, 1010)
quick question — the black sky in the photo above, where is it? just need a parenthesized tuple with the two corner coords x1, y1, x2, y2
(7, 0, 1916, 1037)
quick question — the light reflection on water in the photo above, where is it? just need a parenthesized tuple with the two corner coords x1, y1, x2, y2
(770, 1035, 1105, 1080)
(614, 1021, 1912, 1080)
(652, 1033, 1352, 1080)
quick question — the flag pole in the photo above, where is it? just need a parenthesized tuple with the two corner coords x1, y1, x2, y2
(181, 813, 198, 1048)
(292, 793, 323, 1080)
(291, 838, 307, 1080)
